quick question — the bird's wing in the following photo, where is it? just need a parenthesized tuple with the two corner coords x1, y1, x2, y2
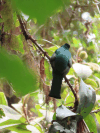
(50, 52, 56, 61)
(61, 58, 72, 76)
(50, 52, 56, 68)
(68, 58, 72, 68)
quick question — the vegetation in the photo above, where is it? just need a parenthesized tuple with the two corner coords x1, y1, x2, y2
(0, 0, 100, 132)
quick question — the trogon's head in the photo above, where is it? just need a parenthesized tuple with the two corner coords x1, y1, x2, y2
(63, 43, 70, 49)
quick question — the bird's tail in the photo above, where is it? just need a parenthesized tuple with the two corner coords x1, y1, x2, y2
(49, 73, 63, 99)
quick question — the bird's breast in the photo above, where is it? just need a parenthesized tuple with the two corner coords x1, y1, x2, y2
(55, 54, 69, 73)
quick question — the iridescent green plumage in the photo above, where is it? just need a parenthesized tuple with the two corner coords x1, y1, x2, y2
(49, 43, 72, 99)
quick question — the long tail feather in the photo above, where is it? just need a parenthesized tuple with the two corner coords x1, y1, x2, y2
(49, 73, 63, 99)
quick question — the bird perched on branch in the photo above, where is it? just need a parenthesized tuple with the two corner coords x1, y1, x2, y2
(49, 43, 72, 99)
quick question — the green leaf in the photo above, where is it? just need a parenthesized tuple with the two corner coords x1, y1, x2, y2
(72, 37, 80, 47)
(0, 119, 21, 129)
(16, 35, 25, 54)
(26, 125, 40, 133)
(43, 48, 53, 56)
(54, 35, 60, 41)
(84, 78, 98, 88)
(56, 105, 77, 120)
(85, 62, 100, 72)
(94, 76, 100, 87)
(48, 46, 58, 52)
(11, 0, 71, 24)
(61, 83, 67, 94)
(15, 19, 20, 27)
(0, 105, 21, 120)
(34, 124, 43, 133)
(67, 68, 74, 75)
(19, 117, 26, 123)
(92, 23, 98, 36)
(13, 11, 20, 27)
(30, 116, 44, 126)
(95, 113, 100, 125)
(87, 42, 95, 51)
(94, 73, 100, 78)
(84, 114, 97, 133)
(0, 49, 37, 96)
(12, 103, 23, 114)
(31, 105, 43, 117)
(30, 91, 39, 97)
(49, 105, 78, 133)
(39, 109, 53, 123)
(0, 92, 8, 105)
(81, 41, 86, 47)
(44, 60, 52, 80)
(10, 35, 25, 54)
(13, 12, 17, 26)
(53, 112, 56, 120)
(76, 79, 96, 119)
(6, 124, 31, 133)
(49, 120, 77, 133)
(65, 92, 74, 106)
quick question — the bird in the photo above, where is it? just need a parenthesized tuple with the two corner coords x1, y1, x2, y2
(49, 43, 72, 99)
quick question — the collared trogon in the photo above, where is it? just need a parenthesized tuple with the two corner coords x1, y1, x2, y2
(49, 43, 72, 99)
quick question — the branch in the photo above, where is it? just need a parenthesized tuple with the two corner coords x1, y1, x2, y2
(71, 3, 93, 8)
(17, 14, 78, 109)
(17, 14, 50, 60)
(64, 2, 78, 29)
(58, 15, 64, 32)
(84, 21, 92, 37)
(90, 109, 100, 114)
(64, 76, 78, 111)
(64, 10, 75, 29)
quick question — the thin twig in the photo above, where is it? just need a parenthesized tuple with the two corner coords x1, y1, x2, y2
(33, 24, 44, 36)
(84, 21, 92, 37)
(58, 15, 64, 32)
(71, 4, 93, 8)
(64, 76, 78, 111)
(94, 1, 100, 13)
(90, 109, 100, 114)
(38, 38, 58, 46)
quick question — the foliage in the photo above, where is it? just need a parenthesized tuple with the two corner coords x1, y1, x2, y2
(0, 49, 38, 96)
(0, 0, 100, 132)
(11, 0, 70, 24)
